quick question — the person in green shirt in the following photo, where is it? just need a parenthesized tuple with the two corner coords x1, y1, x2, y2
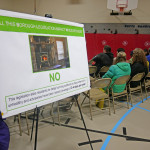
(102, 52, 131, 93)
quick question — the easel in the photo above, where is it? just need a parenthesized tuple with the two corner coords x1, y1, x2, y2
(30, 94, 94, 150)
(73, 95, 93, 150)
(29, 95, 150, 150)
(30, 106, 40, 150)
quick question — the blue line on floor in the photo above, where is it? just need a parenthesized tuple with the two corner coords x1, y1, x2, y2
(136, 106, 150, 112)
(100, 97, 150, 150)
(120, 101, 150, 112)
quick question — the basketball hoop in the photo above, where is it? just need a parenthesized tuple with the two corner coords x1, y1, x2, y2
(118, 7, 125, 15)
(119, 7, 124, 12)
(107, 0, 138, 16)
(116, 0, 128, 15)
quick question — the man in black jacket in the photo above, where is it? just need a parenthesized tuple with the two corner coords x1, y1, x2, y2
(89, 45, 114, 76)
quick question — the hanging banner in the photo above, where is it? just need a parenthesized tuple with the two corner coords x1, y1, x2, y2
(0, 10, 90, 118)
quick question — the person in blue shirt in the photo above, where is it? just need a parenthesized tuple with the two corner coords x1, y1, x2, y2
(146, 53, 150, 72)
(0, 112, 10, 150)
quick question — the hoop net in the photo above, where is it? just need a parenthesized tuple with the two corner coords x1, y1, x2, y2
(118, 7, 125, 15)
(116, 0, 128, 15)
(119, 7, 125, 12)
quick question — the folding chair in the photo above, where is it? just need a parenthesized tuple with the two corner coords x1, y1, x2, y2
(81, 66, 97, 105)
(111, 75, 130, 114)
(82, 78, 112, 120)
(98, 66, 110, 78)
(144, 72, 150, 99)
(56, 97, 78, 125)
(89, 66, 97, 82)
(128, 72, 145, 106)
(13, 112, 30, 136)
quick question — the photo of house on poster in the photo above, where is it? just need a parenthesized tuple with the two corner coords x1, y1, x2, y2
(0, 9, 90, 118)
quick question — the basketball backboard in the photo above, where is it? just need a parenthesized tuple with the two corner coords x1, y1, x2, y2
(107, 0, 138, 12)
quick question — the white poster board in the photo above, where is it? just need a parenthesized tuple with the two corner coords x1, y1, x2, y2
(0, 10, 90, 118)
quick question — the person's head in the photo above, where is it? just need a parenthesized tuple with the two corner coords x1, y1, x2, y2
(133, 48, 147, 67)
(130, 50, 133, 57)
(115, 52, 126, 64)
(144, 49, 149, 56)
(117, 48, 125, 54)
(148, 48, 150, 54)
(103, 45, 111, 53)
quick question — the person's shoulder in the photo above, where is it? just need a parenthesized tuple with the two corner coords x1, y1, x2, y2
(99, 53, 110, 58)
(131, 62, 142, 67)
(94, 53, 104, 59)
(99, 53, 105, 56)
(92, 53, 101, 61)
(123, 62, 130, 66)
(109, 64, 115, 69)
(146, 55, 150, 59)
(106, 52, 114, 57)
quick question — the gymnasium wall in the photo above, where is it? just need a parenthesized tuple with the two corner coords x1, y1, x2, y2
(85, 33, 150, 60)
(1, 0, 150, 61)
(84, 23, 150, 34)
(0, 0, 150, 23)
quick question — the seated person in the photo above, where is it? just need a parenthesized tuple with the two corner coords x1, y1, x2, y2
(128, 50, 133, 64)
(113, 48, 125, 64)
(102, 52, 131, 93)
(0, 112, 10, 150)
(144, 49, 149, 56)
(89, 45, 114, 77)
(130, 48, 148, 88)
(146, 52, 150, 72)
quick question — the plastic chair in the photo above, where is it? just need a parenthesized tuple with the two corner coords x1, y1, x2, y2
(111, 75, 130, 114)
(82, 78, 112, 120)
(128, 73, 145, 106)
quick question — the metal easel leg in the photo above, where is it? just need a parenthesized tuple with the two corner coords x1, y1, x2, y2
(30, 108, 36, 141)
(34, 107, 40, 150)
(25, 112, 30, 135)
(74, 95, 93, 150)
(18, 114, 22, 136)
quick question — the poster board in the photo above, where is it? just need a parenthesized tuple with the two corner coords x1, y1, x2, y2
(0, 10, 90, 118)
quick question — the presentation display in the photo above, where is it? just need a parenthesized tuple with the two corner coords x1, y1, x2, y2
(0, 10, 90, 118)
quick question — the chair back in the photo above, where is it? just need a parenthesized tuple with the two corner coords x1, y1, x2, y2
(92, 78, 111, 89)
(113, 75, 130, 85)
(98, 66, 109, 77)
(146, 72, 150, 78)
(100, 66, 110, 73)
(130, 72, 145, 82)
(89, 66, 97, 74)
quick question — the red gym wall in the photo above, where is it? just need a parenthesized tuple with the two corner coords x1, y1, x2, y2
(85, 33, 150, 60)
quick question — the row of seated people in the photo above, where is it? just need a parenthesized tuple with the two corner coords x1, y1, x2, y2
(88, 48, 149, 112)
(89, 46, 148, 89)
(87, 69, 149, 119)
(103, 49, 148, 90)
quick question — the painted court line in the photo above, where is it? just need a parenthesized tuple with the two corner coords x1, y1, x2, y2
(126, 101, 150, 112)
(100, 96, 150, 150)
(136, 106, 150, 112)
